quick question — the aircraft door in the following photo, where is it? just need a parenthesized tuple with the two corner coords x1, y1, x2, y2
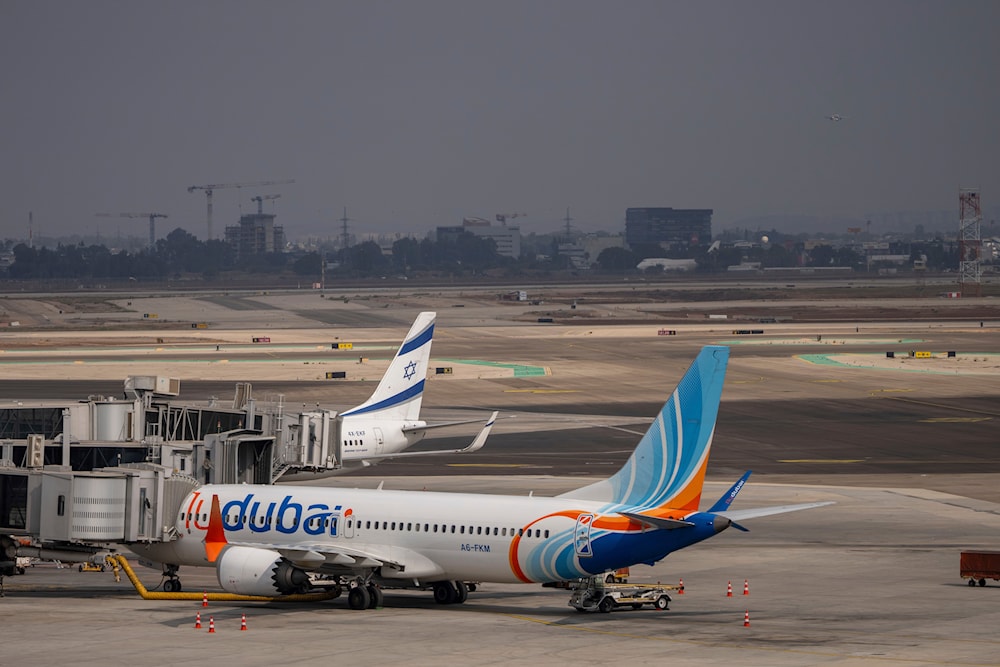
(374, 427, 384, 455)
(574, 513, 594, 558)
(344, 509, 356, 538)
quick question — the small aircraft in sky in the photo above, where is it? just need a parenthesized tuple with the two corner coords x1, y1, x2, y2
(134, 345, 833, 606)
(826, 113, 846, 122)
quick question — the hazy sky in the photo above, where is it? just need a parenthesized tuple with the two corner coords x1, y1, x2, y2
(2, 1, 998, 242)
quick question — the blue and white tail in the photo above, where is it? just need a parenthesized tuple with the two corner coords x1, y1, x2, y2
(559, 345, 729, 511)
(339, 312, 435, 421)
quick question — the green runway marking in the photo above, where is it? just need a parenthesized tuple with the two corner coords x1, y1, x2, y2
(438, 359, 548, 377)
(799, 352, 1000, 374)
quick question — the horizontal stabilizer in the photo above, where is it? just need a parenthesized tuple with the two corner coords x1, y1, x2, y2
(618, 511, 694, 531)
(719, 501, 835, 523)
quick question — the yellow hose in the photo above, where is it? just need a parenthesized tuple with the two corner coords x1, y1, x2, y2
(111, 554, 341, 602)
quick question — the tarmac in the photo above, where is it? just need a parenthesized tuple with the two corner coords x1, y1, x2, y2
(2, 285, 1000, 666)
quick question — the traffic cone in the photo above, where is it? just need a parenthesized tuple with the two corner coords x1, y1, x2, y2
(743, 579, 749, 596)
(727, 581, 733, 597)
(678, 578, 684, 594)
(194, 612, 201, 629)
(208, 616, 215, 633)
(744, 609, 750, 627)
(202, 591, 208, 607)
(240, 613, 247, 631)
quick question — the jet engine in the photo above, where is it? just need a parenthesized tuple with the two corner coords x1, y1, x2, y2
(215, 546, 311, 596)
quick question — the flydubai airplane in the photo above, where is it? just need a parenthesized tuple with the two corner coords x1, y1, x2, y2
(318, 311, 497, 474)
(135, 345, 831, 606)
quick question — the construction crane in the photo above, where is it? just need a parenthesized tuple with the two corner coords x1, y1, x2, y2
(495, 212, 526, 225)
(187, 179, 294, 240)
(95, 212, 167, 249)
(250, 194, 281, 214)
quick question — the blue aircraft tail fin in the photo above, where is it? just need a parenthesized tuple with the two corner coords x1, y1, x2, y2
(559, 345, 729, 511)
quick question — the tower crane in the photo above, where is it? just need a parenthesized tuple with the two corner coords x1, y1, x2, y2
(250, 194, 281, 214)
(95, 212, 167, 249)
(187, 179, 294, 240)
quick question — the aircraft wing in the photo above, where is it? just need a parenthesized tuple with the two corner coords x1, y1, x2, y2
(224, 539, 447, 579)
(225, 538, 402, 570)
(718, 501, 834, 522)
(361, 411, 498, 462)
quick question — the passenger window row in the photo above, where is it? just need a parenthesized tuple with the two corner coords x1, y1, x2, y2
(186, 511, 551, 539)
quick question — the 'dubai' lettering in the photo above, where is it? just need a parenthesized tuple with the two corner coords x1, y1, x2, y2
(220, 493, 349, 537)
(460, 544, 491, 553)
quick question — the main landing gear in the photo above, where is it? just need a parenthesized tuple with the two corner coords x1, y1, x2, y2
(432, 580, 468, 605)
(347, 582, 384, 610)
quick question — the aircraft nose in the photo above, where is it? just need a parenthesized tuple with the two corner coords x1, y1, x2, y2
(712, 515, 732, 534)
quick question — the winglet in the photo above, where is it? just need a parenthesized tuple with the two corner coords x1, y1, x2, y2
(458, 411, 498, 454)
(204, 494, 228, 563)
(707, 471, 752, 513)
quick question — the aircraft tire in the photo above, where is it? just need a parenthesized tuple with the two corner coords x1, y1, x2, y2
(348, 585, 371, 610)
(433, 581, 458, 604)
(454, 581, 468, 604)
(366, 584, 383, 608)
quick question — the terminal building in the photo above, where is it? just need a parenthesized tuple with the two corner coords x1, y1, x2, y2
(625, 208, 713, 248)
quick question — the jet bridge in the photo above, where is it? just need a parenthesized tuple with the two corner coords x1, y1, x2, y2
(0, 376, 350, 559)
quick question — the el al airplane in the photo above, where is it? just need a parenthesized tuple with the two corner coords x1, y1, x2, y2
(135, 345, 831, 605)
(316, 311, 498, 474)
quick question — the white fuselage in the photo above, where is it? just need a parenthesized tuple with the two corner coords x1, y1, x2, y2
(137, 484, 717, 585)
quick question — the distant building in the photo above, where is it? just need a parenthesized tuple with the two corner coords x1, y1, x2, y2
(224, 213, 285, 258)
(625, 208, 713, 248)
(436, 217, 521, 258)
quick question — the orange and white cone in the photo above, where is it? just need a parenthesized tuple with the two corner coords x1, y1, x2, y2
(208, 616, 215, 633)
(743, 579, 749, 596)
(744, 609, 750, 627)
(727, 581, 733, 597)
(194, 612, 201, 629)
(202, 591, 208, 607)
(678, 578, 684, 594)
(240, 613, 247, 631)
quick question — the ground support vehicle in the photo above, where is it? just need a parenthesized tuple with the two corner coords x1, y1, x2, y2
(961, 550, 1000, 587)
(568, 576, 675, 613)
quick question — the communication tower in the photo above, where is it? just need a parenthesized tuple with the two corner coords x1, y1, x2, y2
(958, 188, 982, 297)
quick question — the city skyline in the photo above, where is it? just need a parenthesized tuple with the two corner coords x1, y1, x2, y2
(3, 1, 997, 242)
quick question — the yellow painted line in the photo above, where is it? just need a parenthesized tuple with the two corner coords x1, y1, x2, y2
(779, 459, 864, 464)
(503, 389, 578, 394)
(217, 359, 229, 363)
(920, 417, 991, 423)
(74, 360, 84, 364)
(812, 379, 845, 383)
